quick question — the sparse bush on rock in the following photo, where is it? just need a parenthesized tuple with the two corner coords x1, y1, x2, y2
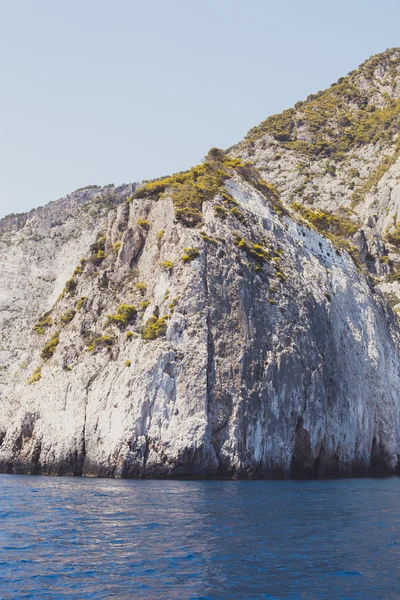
(142, 315, 168, 340)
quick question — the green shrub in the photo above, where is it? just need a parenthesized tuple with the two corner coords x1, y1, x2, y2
(95, 250, 106, 262)
(199, 231, 218, 244)
(324, 163, 336, 176)
(181, 247, 200, 263)
(41, 331, 60, 361)
(159, 261, 174, 272)
(175, 206, 203, 227)
(234, 236, 270, 263)
(142, 315, 169, 340)
(137, 218, 150, 230)
(386, 271, 400, 283)
(384, 290, 400, 306)
(168, 298, 178, 313)
(251, 243, 270, 261)
(73, 265, 84, 277)
(157, 229, 165, 240)
(385, 225, 400, 248)
(134, 282, 147, 294)
(112, 241, 121, 253)
(64, 278, 77, 295)
(229, 207, 246, 224)
(140, 300, 150, 311)
(89, 235, 107, 264)
(107, 304, 137, 326)
(220, 190, 239, 206)
(214, 205, 228, 218)
(60, 309, 76, 326)
(90, 235, 106, 254)
(205, 147, 227, 162)
(133, 178, 173, 200)
(87, 335, 115, 352)
(379, 255, 391, 263)
(125, 360, 131, 367)
(74, 184, 100, 193)
(126, 331, 134, 340)
(33, 312, 52, 335)
(27, 366, 42, 385)
(76, 297, 86, 311)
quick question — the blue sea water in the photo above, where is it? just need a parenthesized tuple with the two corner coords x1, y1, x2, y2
(0, 476, 399, 599)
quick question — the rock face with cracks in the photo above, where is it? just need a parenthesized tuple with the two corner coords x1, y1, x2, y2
(2, 50, 400, 479)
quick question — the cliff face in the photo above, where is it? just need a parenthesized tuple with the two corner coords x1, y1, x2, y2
(1, 51, 400, 479)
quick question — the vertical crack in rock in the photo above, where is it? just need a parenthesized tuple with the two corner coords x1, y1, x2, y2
(203, 243, 218, 472)
(290, 416, 313, 478)
(142, 436, 150, 478)
(77, 374, 96, 476)
(204, 246, 213, 416)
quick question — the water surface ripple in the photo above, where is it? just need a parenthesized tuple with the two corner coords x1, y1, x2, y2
(0, 476, 399, 599)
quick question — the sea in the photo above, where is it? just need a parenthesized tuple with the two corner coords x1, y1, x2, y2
(0, 475, 399, 599)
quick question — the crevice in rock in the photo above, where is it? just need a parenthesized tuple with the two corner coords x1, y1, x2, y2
(203, 243, 218, 472)
(203, 246, 214, 417)
(143, 435, 150, 477)
(75, 374, 96, 476)
(369, 435, 391, 475)
(290, 415, 314, 478)
(311, 445, 322, 478)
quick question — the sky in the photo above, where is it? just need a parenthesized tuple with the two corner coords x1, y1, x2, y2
(0, 0, 399, 218)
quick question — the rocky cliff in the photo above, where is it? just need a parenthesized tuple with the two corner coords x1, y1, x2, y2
(1, 50, 400, 478)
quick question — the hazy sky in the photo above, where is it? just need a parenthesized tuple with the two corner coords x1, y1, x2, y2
(0, 0, 399, 218)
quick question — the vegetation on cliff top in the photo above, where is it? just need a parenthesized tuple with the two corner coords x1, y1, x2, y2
(241, 49, 400, 163)
(132, 148, 284, 225)
(291, 202, 361, 264)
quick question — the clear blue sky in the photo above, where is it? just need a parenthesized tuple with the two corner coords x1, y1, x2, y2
(0, 0, 399, 218)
